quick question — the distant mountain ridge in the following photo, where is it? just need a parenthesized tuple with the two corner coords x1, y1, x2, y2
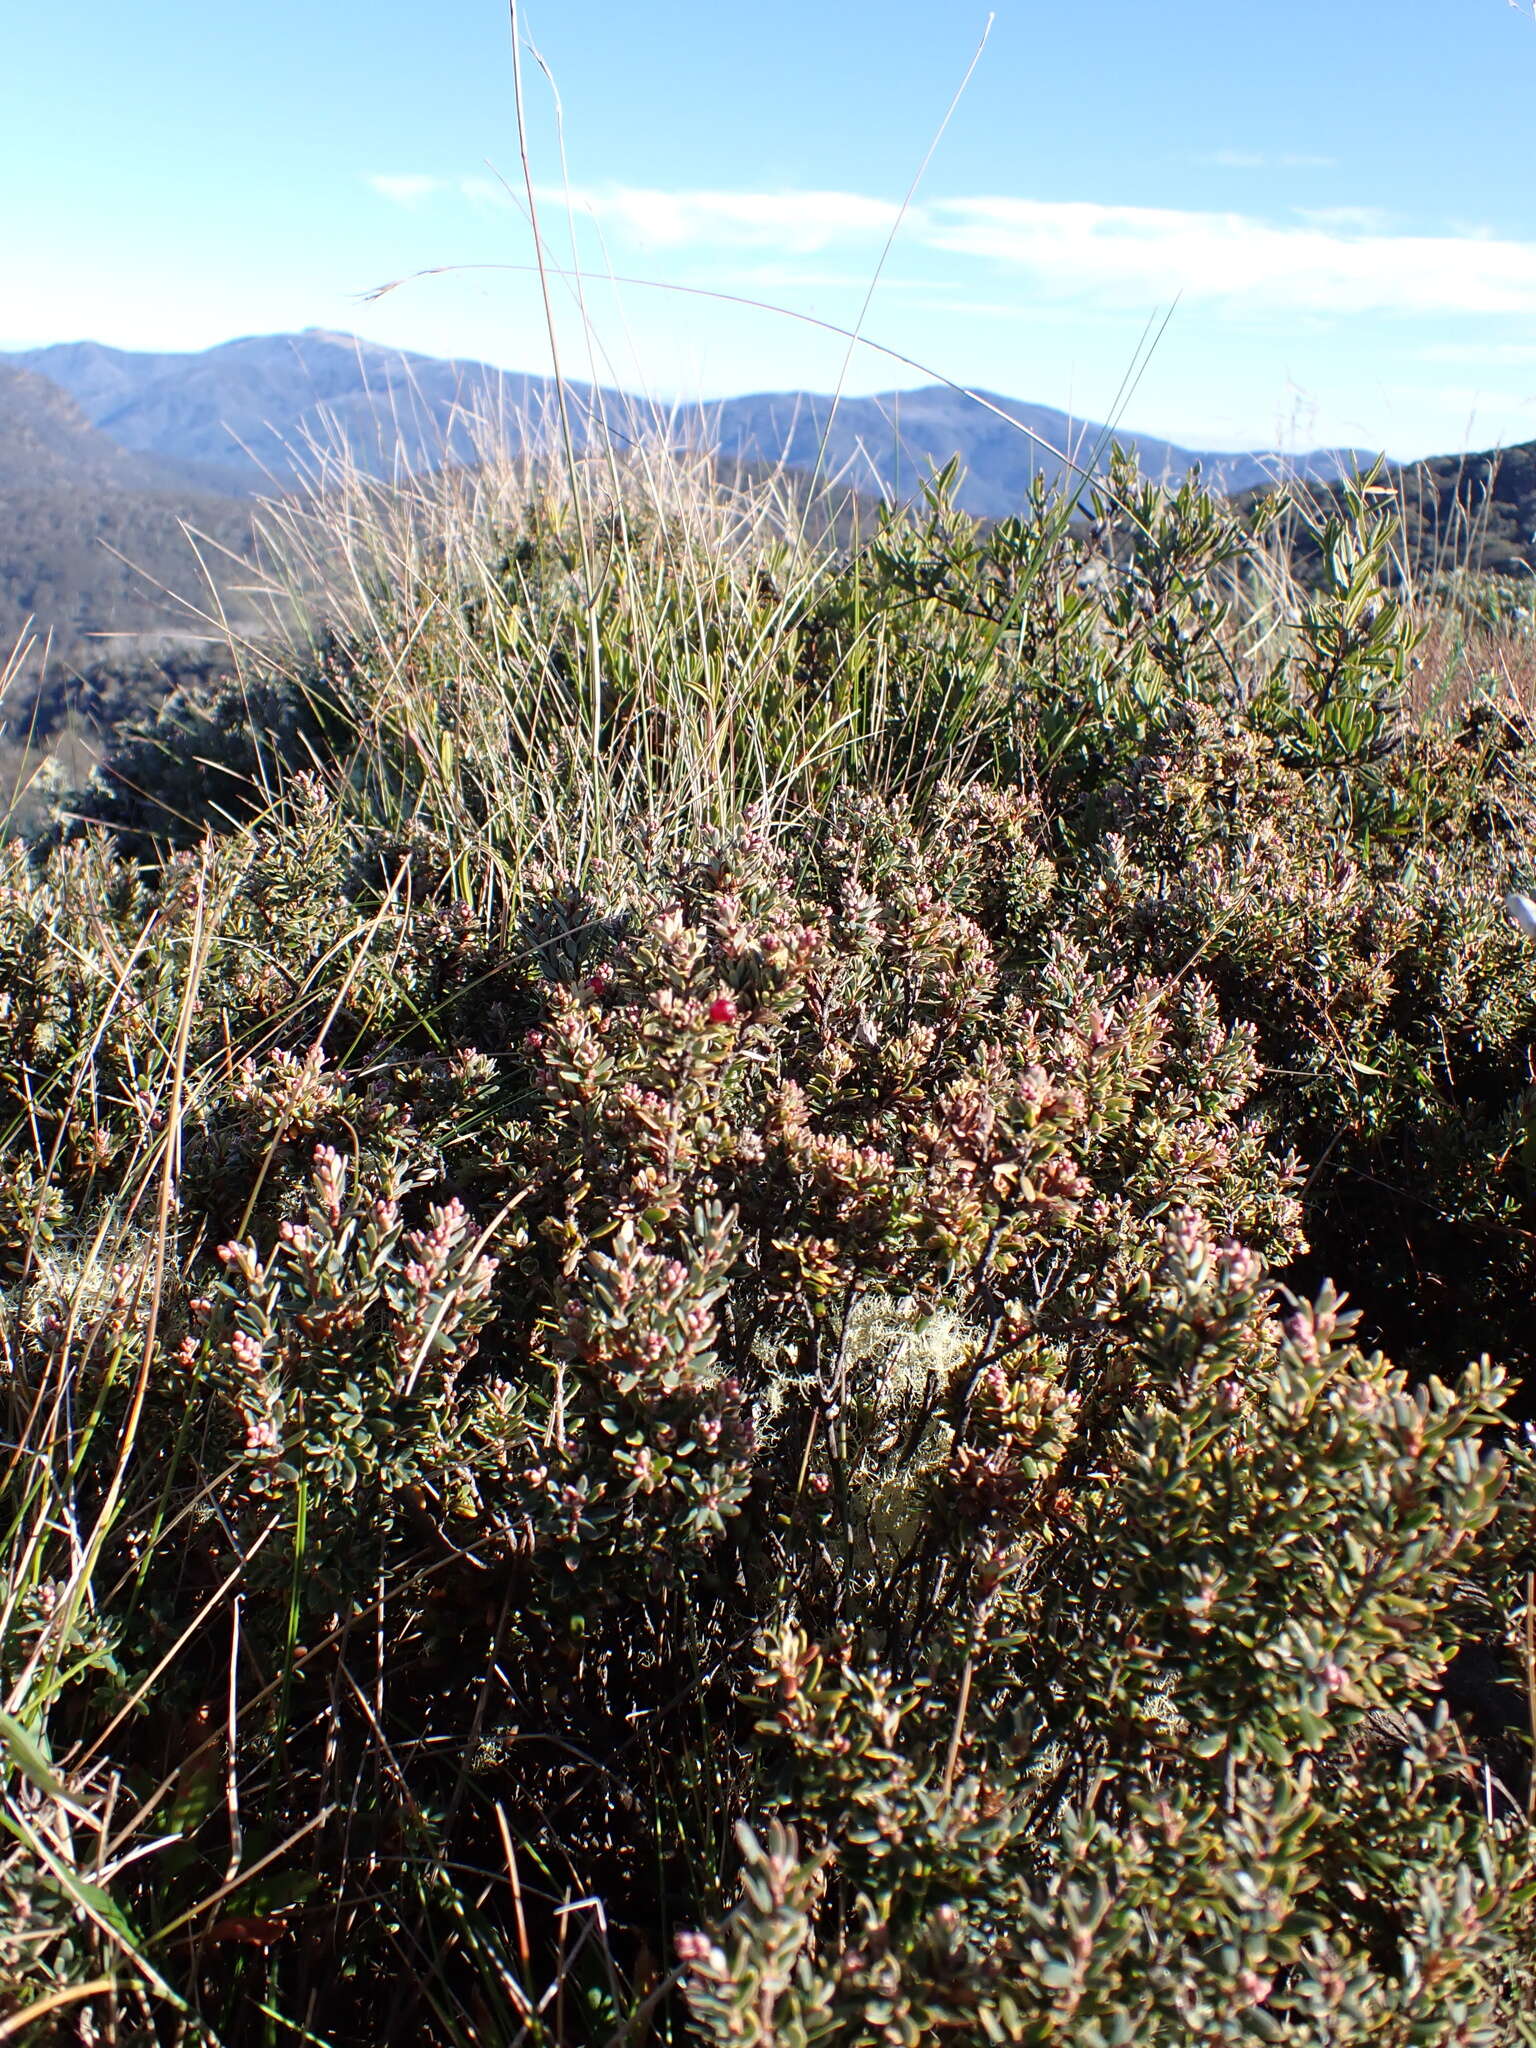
(37, 328, 1536, 703)
(3, 330, 1368, 517)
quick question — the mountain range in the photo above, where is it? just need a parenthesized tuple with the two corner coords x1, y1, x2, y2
(6, 327, 1534, 700)
(4, 330, 1366, 513)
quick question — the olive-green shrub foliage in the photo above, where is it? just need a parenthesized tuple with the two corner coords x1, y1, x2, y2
(3, 451, 1536, 2041)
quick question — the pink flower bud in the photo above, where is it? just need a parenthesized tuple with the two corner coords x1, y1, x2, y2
(708, 995, 738, 1026)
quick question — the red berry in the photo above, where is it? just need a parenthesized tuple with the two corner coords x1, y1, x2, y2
(708, 995, 738, 1025)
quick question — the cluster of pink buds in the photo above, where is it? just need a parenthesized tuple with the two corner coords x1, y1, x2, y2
(226, 1326, 283, 1463)
(313, 1144, 348, 1227)
(216, 1239, 259, 1282)
(674, 1931, 721, 1968)
(1214, 1239, 1264, 1297)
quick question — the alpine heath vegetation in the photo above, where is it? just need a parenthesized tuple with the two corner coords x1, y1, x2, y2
(1, 446, 1535, 2042)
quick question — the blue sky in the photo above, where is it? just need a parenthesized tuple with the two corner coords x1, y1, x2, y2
(7, 0, 1536, 456)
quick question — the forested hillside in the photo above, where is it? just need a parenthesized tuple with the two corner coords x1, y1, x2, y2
(0, 363, 256, 668)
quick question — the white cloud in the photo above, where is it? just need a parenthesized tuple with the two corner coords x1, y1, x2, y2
(368, 174, 899, 249)
(924, 195, 1536, 317)
(548, 183, 904, 253)
(459, 175, 519, 211)
(367, 174, 444, 209)
(1417, 340, 1536, 365)
(1294, 204, 1392, 233)
(1384, 381, 1536, 424)
(365, 174, 1536, 321)
(717, 267, 954, 292)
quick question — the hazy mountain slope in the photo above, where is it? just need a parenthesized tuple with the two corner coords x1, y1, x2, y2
(0, 364, 257, 667)
(8, 333, 592, 491)
(696, 384, 1363, 513)
(1240, 441, 1536, 585)
(0, 486, 255, 665)
(1396, 444, 1536, 580)
(0, 361, 232, 495)
(5, 331, 1365, 516)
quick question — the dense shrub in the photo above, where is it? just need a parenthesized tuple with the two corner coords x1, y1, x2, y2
(3, 448, 1536, 2041)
